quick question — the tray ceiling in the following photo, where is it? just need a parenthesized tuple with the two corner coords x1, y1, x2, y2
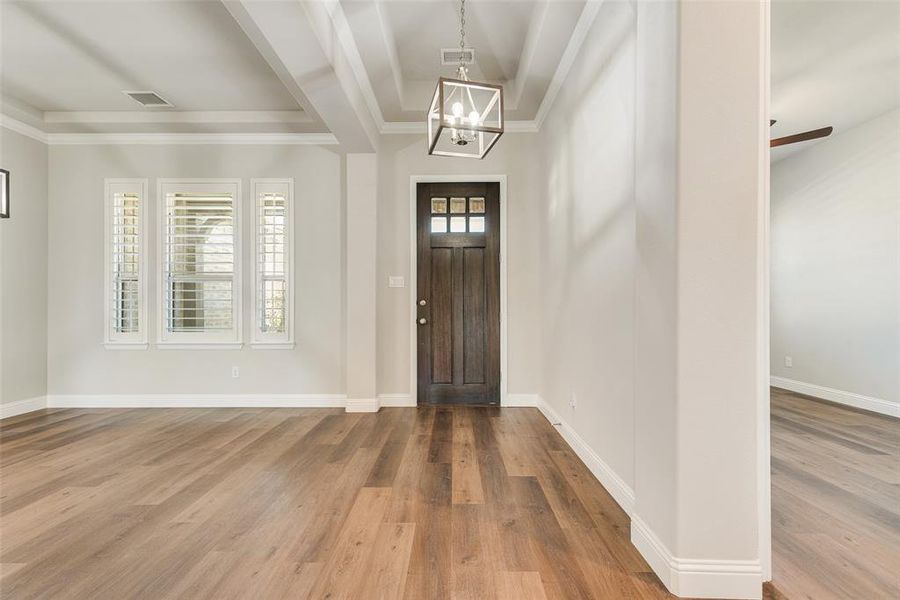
(0, 0, 594, 140)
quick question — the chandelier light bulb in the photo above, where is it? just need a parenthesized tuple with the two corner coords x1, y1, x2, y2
(452, 102, 464, 118)
(468, 111, 480, 125)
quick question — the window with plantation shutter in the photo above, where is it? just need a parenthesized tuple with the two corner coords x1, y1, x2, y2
(158, 179, 242, 348)
(105, 179, 148, 349)
(251, 179, 294, 348)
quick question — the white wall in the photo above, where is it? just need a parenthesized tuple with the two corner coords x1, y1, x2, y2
(633, 0, 679, 552)
(537, 0, 637, 490)
(771, 108, 900, 409)
(671, 0, 766, 571)
(43, 136, 544, 402)
(535, 2, 768, 596)
(345, 153, 378, 406)
(375, 133, 543, 398)
(46, 144, 344, 396)
(0, 128, 49, 407)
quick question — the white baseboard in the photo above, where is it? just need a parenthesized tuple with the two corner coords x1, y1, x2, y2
(631, 515, 762, 599)
(535, 395, 761, 599)
(534, 395, 635, 516)
(345, 397, 379, 413)
(46, 394, 346, 409)
(504, 393, 538, 407)
(771, 376, 899, 418)
(378, 393, 416, 407)
(1, 396, 48, 419)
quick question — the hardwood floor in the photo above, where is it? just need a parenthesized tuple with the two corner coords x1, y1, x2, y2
(0, 406, 673, 599)
(770, 388, 900, 600)
(6, 393, 893, 599)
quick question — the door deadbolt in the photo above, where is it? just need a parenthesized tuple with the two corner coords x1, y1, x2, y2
(419, 299, 427, 306)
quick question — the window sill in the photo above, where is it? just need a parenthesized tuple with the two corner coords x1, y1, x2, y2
(104, 342, 149, 351)
(250, 342, 295, 350)
(156, 342, 243, 351)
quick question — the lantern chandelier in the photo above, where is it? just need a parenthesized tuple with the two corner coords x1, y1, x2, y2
(427, 0, 504, 158)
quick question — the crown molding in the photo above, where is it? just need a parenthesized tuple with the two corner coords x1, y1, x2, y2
(0, 116, 338, 146)
(0, 115, 49, 143)
(43, 110, 312, 124)
(47, 132, 339, 146)
(4, 111, 538, 145)
(381, 119, 539, 135)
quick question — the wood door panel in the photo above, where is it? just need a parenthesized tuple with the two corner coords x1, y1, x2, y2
(451, 248, 465, 385)
(463, 248, 486, 384)
(431, 233, 486, 248)
(417, 182, 500, 405)
(430, 248, 453, 384)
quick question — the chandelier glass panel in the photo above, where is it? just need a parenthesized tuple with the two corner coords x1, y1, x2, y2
(427, 0, 503, 158)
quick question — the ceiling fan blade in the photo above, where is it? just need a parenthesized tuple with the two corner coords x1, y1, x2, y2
(770, 126, 833, 148)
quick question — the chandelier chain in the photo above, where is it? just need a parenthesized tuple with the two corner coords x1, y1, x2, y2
(459, 0, 466, 55)
(456, 0, 468, 79)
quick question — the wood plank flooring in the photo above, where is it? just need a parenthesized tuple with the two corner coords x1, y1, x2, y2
(770, 388, 900, 600)
(0, 406, 673, 599)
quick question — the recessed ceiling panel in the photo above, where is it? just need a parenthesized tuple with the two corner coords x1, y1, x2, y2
(385, 1, 533, 81)
(1, 1, 301, 113)
(342, 0, 585, 122)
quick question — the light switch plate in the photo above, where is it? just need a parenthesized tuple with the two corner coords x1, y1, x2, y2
(388, 276, 405, 288)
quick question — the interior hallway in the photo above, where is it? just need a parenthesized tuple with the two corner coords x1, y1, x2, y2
(769, 388, 900, 599)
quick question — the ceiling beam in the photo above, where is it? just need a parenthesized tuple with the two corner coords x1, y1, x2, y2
(533, 0, 603, 129)
(374, 0, 406, 110)
(223, 0, 380, 152)
(509, 1, 549, 111)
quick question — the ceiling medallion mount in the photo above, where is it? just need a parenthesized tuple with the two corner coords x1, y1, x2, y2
(427, 0, 504, 159)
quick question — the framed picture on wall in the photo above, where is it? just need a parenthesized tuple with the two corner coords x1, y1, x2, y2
(0, 169, 8, 218)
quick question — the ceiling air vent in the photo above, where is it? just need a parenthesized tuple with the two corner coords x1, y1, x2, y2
(123, 90, 173, 108)
(441, 48, 475, 66)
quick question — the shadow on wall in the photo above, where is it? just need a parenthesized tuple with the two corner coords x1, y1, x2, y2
(540, 0, 637, 401)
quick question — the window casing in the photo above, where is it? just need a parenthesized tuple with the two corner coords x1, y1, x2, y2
(157, 179, 242, 348)
(104, 179, 148, 349)
(251, 179, 294, 348)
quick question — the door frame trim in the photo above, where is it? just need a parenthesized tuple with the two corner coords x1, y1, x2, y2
(409, 175, 508, 406)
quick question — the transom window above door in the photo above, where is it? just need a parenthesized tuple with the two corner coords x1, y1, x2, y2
(430, 197, 486, 233)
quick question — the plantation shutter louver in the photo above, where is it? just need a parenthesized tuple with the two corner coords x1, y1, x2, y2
(251, 179, 294, 348)
(158, 180, 242, 347)
(105, 179, 148, 348)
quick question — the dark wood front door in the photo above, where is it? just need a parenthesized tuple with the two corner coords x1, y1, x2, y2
(417, 182, 500, 405)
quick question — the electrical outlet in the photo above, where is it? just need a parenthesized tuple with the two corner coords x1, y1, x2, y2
(569, 393, 577, 410)
(784, 356, 793, 368)
(231, 366, 240, 378)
